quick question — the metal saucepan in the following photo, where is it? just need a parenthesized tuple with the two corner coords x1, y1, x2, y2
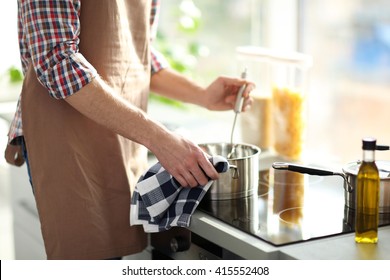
(199, 143, 261, 200)
(272, 161, 390, 213)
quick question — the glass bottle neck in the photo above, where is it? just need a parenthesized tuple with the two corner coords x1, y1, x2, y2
(362, 149, 375, 162)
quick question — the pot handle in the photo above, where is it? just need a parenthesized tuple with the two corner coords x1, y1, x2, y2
(272, 162, 336, 176)
(229, 164, 239, 179)
(272, 162, 354, 193)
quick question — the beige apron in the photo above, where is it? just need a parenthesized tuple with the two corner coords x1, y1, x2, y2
(21, 0, 151, 259)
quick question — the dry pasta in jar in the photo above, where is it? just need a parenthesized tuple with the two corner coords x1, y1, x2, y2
(272, 86, 306, 160)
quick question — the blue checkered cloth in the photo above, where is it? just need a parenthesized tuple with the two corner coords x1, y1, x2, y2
(130, 156, 229, 232)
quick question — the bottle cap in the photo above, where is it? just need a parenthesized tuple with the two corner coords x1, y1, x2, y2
(362, 137, 377, 150)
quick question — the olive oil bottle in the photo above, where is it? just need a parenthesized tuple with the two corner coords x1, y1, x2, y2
(355, 138, 380, 243)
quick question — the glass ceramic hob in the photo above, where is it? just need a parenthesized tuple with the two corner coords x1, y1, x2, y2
(198, 166, 390, 246)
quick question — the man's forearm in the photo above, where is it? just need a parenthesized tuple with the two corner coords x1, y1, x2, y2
(150, 68, 207, 107)
(65, 76, 168, 151)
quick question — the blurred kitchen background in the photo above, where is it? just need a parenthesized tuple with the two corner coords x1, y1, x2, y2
(1, 0, 390, 259)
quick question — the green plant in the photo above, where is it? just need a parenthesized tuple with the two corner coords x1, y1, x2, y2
(7, 66, 23, 83)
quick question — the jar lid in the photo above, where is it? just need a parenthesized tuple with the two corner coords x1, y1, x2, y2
(236, 46, 313, 68)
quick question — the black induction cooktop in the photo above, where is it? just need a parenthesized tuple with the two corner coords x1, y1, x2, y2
(198, 166, 390, 246)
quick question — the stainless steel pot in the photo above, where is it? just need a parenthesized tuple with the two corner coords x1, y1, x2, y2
(199, 143, 261, 200)
(343, 161, 390, 213)
(272, 161, 390, 213)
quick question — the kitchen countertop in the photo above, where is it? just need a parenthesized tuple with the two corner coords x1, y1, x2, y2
(189, 210, 390, 260)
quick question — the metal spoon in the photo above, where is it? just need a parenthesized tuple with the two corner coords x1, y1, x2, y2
(227, 69, 247, 159)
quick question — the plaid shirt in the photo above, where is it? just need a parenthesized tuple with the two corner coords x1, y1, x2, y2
(8, 0, 168, 144)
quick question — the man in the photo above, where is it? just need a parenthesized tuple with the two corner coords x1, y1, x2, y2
(4, 0, 254, 259)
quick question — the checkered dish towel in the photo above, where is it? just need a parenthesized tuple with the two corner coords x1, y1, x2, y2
(130, 156, 229, 232)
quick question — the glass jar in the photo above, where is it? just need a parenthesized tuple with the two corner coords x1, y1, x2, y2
(236, 46, 312, 160)
(236, 47, 273, 152)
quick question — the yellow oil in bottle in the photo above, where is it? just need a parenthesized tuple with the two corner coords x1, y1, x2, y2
(355, 138, 380, 244)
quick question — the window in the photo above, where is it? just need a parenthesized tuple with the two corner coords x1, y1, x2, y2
(157, 0, 390, 163)
(304, 0, 390, 163)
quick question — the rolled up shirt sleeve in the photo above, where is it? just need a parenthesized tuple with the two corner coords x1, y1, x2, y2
(149, 0, 169, 75)
(150, 46, 169, 75)
(19, 0, 97, 99)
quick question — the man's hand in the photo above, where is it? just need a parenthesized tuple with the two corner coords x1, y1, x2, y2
(150, 131, 219, 188)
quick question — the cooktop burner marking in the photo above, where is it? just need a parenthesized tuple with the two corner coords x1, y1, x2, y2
(278, 207, 304, 225)
(258, 182, 269, 197)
